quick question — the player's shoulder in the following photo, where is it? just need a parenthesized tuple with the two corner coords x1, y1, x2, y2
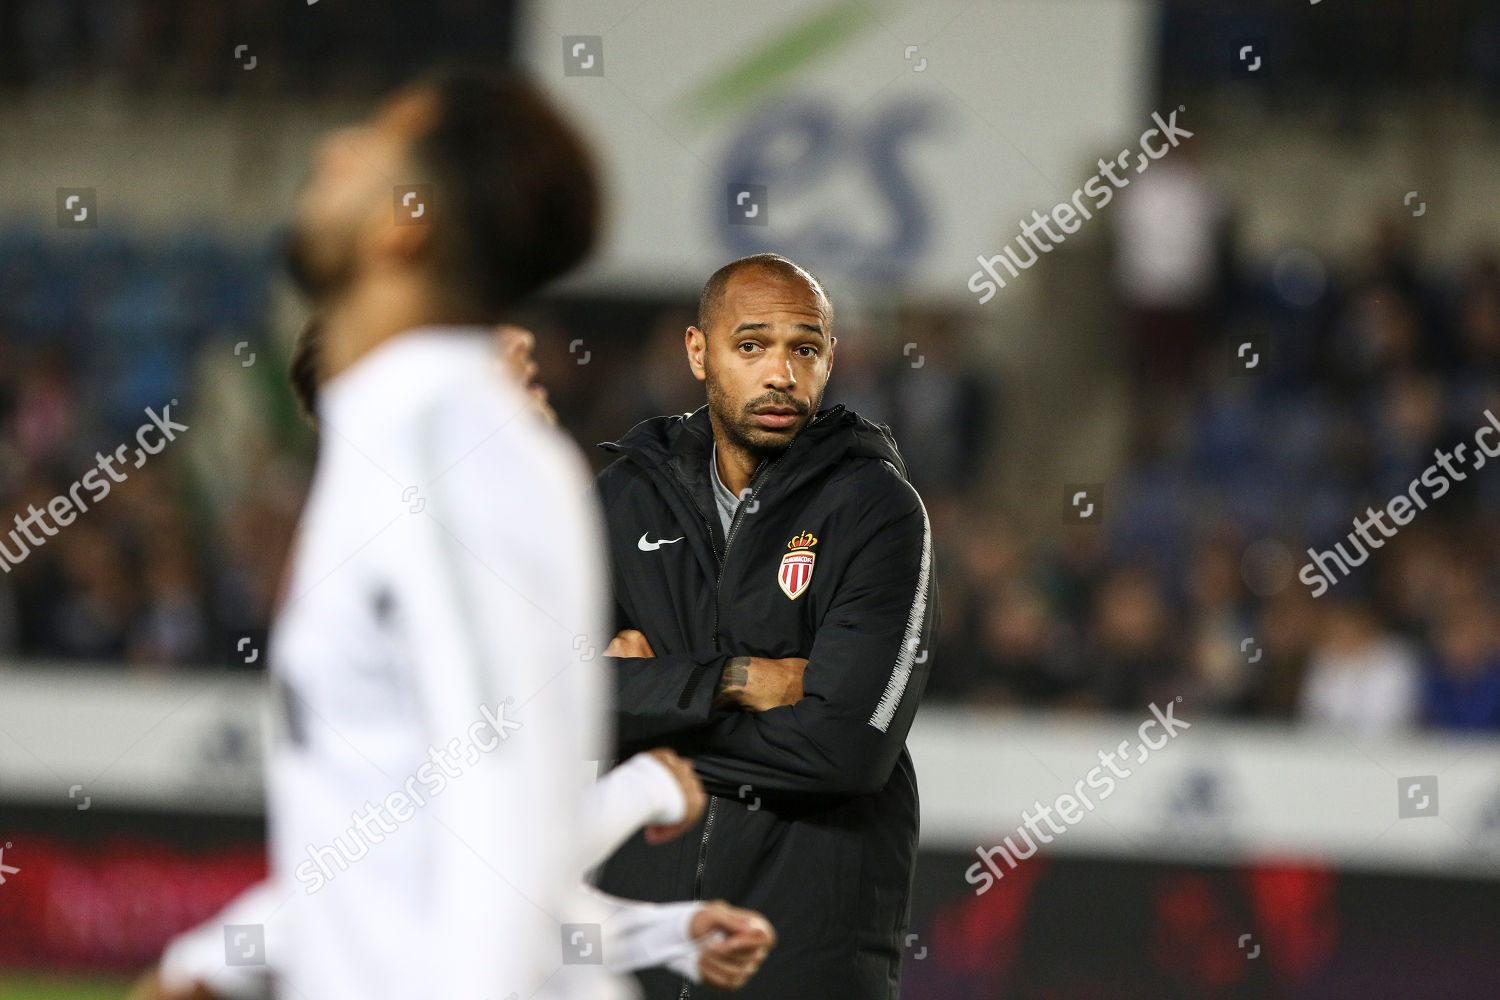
(412, 374, 593, 500)
(809, 405, 920, 513)
(594, 451, 656, 499)
(593, 409, 704, 498)
(839, 458, 925, 534)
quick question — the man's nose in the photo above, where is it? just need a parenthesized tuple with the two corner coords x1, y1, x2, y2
(765, 353, 796, 389)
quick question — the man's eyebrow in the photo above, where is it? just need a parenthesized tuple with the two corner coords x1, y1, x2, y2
(730, 321, 827, 337)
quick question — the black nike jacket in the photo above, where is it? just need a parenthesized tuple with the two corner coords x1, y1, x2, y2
(592, 403, 937, 1000)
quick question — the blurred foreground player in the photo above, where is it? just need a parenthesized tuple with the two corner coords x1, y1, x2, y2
(289, 316, 554, 426)
(131, 72, 771, 1000)
(596, 254, 938, 999)
(144, 743, 771, 998)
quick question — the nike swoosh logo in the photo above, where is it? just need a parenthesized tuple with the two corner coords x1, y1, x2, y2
(638, 532, 685, 552)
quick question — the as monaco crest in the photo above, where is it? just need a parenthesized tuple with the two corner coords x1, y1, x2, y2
(778, 530, 818, 600)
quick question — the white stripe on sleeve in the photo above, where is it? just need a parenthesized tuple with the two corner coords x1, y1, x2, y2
(868, 496, 932, 733)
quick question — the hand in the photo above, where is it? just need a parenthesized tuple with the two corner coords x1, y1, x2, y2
(126, 970, 221, 1000)
(690, 901, 776, 991)
(495, 325, 556, 425)
(713, 656, 807, 711)
(605, 628, 655, 659)
(642, 747, 705, 844)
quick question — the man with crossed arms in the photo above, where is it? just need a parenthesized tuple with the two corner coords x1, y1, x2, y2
(597, 254, 938, 1000)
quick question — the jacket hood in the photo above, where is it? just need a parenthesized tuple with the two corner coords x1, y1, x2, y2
(600, 403, 909, 487)
(599, 405, 909, 552)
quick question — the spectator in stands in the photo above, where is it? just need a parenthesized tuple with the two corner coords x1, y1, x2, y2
(1367, 371, 1445, 499)
(586, 307, 706, 438)
(47, 521, 134, 661)
(1421, 598, 1500, 732)
(819, 311, 892, 430)
(10, 348, 77, 472)
(1248, 586, 1320, 719)
(1084, 567, 1183, 710)
(129, 534, 208, 666)
(1447, 254, 1500, 425)
(1181, 536, 1255, 711)
(977, 584, 1082, 705)
(881, 309, 993, 493)
(1297, 599, 1420, 735)
(1113, 146, 1231, 401)
(1329, 280, 1428, 392)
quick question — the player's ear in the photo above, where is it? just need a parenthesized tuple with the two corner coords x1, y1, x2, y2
(826, 334, 835, 375)
(686, 326, 708, 382)
(369, 201, 432, 269)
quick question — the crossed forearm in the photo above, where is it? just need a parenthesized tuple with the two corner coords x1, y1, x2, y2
(712, 656, 753, 709)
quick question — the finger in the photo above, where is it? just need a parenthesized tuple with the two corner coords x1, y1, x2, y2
(711, 928, 768, 949)
(701, 921, 751, 945)
(711, 963, 756, 990)
(704, 908, 757, 934)
(698, 956, 751, 989)
(496, 328, 527, 371)
(700, 967, 746, 991)
(717, 922, 774, 953)
(647, 748, 688, 775)
(706, 949, 764, 974)
(644, 819, 692, 844)
(705, 937, 768, 962)
(497, 324, 535, 356)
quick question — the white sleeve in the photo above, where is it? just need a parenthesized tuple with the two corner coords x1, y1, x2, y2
(582, 885, 705, 982)
(581, 752, 686, 870)
(393, 398, 613, 1000)
(158, 880, 282, 1000)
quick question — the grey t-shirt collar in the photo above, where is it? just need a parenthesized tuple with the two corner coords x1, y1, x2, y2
(710, 442, 740, 534)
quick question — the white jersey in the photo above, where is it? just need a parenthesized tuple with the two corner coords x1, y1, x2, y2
(160, 328, 699, 1000)
(161, 758, 704, 999)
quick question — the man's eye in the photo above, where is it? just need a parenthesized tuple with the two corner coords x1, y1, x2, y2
(796, 346, 819, 357)
(738, 342, 759, 353)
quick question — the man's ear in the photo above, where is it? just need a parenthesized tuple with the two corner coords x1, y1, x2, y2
(368, 201, 432, 271)
(826, 334, 836, 376)
(686, 326, 708, 382)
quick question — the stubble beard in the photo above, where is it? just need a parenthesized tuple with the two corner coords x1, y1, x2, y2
(702, 355, 820, 462)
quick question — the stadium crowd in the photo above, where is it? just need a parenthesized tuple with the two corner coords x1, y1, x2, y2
(1, 216, 1498, 736)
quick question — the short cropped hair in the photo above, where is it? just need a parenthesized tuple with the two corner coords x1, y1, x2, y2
(696, 253, 832, 334)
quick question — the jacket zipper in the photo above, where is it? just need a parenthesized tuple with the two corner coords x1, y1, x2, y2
(712, 452, 783, 642)
(668, 452, 784, 1000)
(678, 799, 718, 1000)
(662, 414, 834, 1000)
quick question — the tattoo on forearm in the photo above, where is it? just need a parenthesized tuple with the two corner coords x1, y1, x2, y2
(717, 656, 751, 696)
